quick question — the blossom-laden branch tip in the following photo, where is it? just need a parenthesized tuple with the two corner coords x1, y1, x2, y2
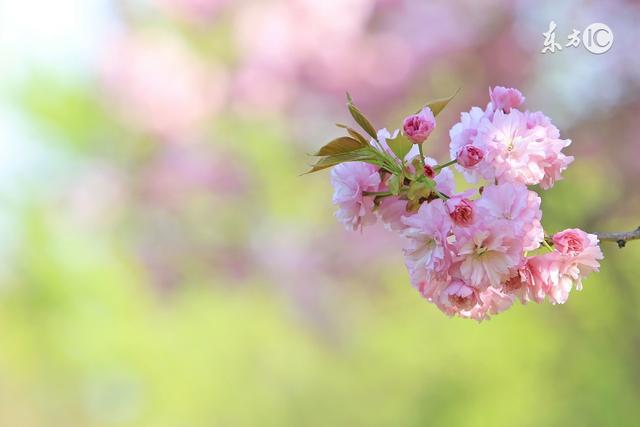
(306, 85, 629, 321)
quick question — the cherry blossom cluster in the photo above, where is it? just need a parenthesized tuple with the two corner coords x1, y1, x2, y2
(316, 86, 603, 321)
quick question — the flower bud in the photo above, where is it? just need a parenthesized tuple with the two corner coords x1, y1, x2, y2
(423, 164, 435, 178)
(456, 145, 484, 168)
(489, 86, 525, 113)
(403, 107, 436, 144)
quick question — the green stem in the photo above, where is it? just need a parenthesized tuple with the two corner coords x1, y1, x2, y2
(417, 143, 427, 169)
(541, 239, 554, 252)
(370, 149, 401, 175)
(362, 190, 393, 197)
(435, 159, 457, 171)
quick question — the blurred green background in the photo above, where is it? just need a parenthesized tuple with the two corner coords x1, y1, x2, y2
(1, 0, 640, 426)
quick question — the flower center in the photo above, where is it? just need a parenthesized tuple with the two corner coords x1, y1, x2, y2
(503, 275, 522, 292)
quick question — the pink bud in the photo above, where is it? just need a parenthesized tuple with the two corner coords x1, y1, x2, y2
(447, 197, 474, 227)
(423, 164, 435, 178)
(403, 107, 436, 144)
(456, 145, 484, 168)
(489, 86, 525, 113)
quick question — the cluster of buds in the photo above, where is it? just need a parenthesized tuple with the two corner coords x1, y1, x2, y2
(306, 87, 603, 321)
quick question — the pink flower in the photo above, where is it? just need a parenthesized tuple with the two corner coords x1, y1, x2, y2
(501, 261, 545, 304)
(465, 287, 514, 321)
(553, 229, 604, 279)
(402, 200, 453, 283)
(526, 253, 573, 304)
(438, 279, 479, 314)
(552, 228, 589, 255)
(525, 111, 574, 189)
(403, 107, 436, 144)
(474, 109, 573, 188)
(449, 107, 489, 182)
(331, 162, 381, 231)
(456, 145, 484, 168)
(489, 86, 525, 113)
(377, 196, 408, 232)
(502, 272, 527, 299)
(409, 270, 447, 303)
(446, 195, 475, 227)
(425, 157, 455, 196)
(525, 111, 559, 137)
(476, 182, 544, 251)
(526, 232, 603, 304)
(449, 107, 486, 156)
(538, 150, 574, 190)
(455, 218, 523, 289)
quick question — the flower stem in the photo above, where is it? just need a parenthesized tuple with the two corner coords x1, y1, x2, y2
(435, 159, 457, 171)
(417, 143, 427, 168)
(362, 190, 392, 197)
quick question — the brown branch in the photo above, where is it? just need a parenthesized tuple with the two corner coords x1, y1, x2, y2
(594, 226, 640, 248)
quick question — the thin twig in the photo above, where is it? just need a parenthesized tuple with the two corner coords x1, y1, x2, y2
(594, 227, 640, 248)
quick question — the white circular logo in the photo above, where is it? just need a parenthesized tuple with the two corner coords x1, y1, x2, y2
(582, 23, 614, 54)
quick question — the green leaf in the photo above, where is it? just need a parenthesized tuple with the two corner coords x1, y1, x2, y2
(346, 93, 377, 139)
(407, 180, 432, 201)
(411, 157, 424, 177)
(416, 88, 461, 116)
(387, 174, 401, 195)
(386, 133, 413, 162)
(335, 124, 369, 145)
(312, 136, 365, 156)
(303, 147, 378, 174)
(423, 177, 436, 190)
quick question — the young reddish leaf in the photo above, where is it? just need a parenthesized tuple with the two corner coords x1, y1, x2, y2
(416, 88, 461, 116)
(303, 148, 378, 174)
(346, 93, 377, 139)
(335, 123, 369, 146)
(312, 136, 365, 156)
